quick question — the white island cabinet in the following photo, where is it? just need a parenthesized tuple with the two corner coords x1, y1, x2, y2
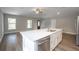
(50, 30, 62, 51)
(20, 28, 62, 51)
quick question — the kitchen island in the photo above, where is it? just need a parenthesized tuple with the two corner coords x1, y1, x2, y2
(20, 28, 62, 51)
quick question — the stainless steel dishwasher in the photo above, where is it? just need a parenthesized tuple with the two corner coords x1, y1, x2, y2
(37, 36, 50, 51)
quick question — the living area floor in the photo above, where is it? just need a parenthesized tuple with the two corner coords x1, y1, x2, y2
(0, 32, 79, 51)
(54, 33, 79, 51)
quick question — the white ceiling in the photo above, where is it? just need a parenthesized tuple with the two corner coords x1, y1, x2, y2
(0, 7, 79, 19)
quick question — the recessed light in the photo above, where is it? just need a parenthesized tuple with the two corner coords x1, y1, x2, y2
(57, 12, 60, 15)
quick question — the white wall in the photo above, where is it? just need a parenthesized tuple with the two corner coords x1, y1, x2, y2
(0, 9, 4, 42)
(4, 14, 37, 33)
(40, 16, 77, 35)
(41, 19, 56, 29)
(4, 14, 77, 35)
(56, 16, 77, 34)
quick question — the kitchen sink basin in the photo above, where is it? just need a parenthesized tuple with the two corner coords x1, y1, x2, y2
(50, 30, 56, 32)
(48, 29, 56, 32)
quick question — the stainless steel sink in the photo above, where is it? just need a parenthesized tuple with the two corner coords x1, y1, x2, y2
(50, 30, 56, 32)
(48, 30, 56, 32)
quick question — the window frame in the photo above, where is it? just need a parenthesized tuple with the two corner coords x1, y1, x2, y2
(27, 20, 32, 29)
(8, 18, 16, 30)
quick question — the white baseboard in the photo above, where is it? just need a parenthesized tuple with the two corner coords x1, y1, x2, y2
(4, 31, 17, 34)
(63, 32, 76, 35)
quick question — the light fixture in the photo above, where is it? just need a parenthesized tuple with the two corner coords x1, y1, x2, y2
(32, 8, 44, 14)
(57, 12, 60, 15)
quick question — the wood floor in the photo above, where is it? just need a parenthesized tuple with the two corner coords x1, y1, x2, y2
(0, 32, 79, 51)
(54, 33, 79, 51)
(0, 33, 22, 51)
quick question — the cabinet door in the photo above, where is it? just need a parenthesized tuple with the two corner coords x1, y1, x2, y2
(50, 33, 57, 50)
(50, 34, 54, 50)
(50, 36, 55, 50)
(57, 31, 62, 44)
(50, 31, 62, 51)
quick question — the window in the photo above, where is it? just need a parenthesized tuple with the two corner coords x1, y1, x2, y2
(37, 20, 41, 26)
(27, 20, 32, 28)
(8, 18, 16, 30)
